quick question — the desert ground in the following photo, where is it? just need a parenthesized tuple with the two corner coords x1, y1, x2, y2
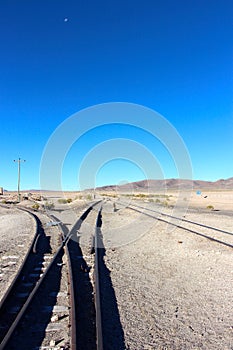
(0, 207, 37, 301)
(100, 201, 233, 349)
(0, 189, 232, 349)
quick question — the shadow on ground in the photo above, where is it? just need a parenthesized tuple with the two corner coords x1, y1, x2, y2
(96, 211, 126, 350)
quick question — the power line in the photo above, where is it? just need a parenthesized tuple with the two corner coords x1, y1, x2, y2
(13, 158, 26, 202)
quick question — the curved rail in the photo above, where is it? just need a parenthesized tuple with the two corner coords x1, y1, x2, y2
(0, 244, 64, 349)
(0, 209, 39, 312)
(0, 200, 105, 349)
(65, 203, 103, 350)
(0, 203, 97, 349)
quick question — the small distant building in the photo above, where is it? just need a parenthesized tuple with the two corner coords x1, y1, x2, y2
(0, 187, 3, 195)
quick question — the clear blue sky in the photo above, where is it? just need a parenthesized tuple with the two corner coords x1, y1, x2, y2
(0, 0, 232, 190)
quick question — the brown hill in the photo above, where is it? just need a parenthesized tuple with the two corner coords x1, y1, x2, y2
(96, 177, 233, 192)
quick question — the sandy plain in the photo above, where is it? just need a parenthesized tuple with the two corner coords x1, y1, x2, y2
(101, 201, 233, 350)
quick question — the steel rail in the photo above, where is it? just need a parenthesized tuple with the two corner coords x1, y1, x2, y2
(0, 243, 64, 350)
(122, 202, 233, 249)
(124, 201, 233, 236)
(0, 203, 97, 349)
(65, 243, 77, 350)
(94, 207, 104, 350)
(0, 209, 38, 312)
(64, 201, 103, 350)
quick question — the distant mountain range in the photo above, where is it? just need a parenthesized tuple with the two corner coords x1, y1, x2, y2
(95, 177, 233, 192)
(3, 177, 233, 193)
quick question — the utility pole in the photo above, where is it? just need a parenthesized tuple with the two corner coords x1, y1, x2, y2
(14, 158, 26, 202)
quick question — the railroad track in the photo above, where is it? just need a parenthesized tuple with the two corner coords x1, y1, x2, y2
(0, 206, 63, 349)
(4, 198, 230, 349)
(116, 200, 233, 249)
(0, 201, 106, 349)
